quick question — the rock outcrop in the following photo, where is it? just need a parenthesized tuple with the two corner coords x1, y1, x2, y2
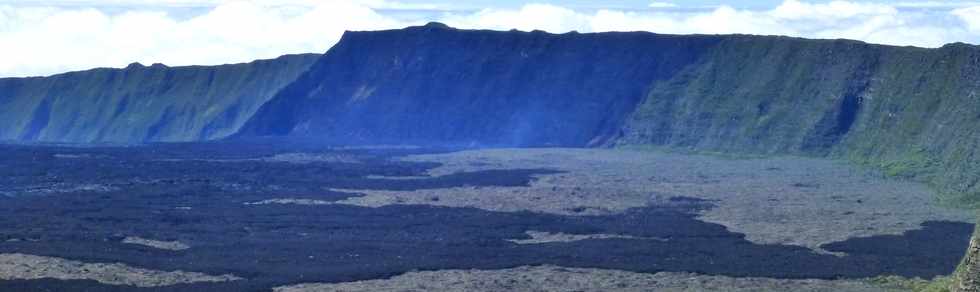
(953, 224, 980, 292)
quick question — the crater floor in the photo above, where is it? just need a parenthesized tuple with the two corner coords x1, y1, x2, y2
(0, 144, 972, 291)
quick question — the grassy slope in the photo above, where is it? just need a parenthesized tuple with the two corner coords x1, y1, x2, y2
(0, 54, 319, 143)
(620, 36, 876, 153)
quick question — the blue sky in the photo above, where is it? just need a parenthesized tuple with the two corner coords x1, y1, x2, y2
(1, 0, 979, 77)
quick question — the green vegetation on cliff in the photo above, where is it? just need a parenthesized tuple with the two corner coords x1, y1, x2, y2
(619, 37, 980, 207)
(0, 54, 319, 143)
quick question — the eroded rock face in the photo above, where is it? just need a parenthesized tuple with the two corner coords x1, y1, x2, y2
(953, 223, 980, 292)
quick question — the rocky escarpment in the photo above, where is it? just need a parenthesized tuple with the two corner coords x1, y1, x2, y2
(620, 38, 980, 206)
(0, 54, 318, 143)
(238, 23, 980, 205)
(237, 23, 721, 147)
(953, 225, 979, 292)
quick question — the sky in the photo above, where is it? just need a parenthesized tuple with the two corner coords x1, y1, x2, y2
(0, 0, 978, 78)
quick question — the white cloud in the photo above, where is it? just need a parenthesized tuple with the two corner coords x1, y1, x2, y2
(1, 0, 979, 78)
(953, 6, 980, 32)
(0, 1, 413, 78)
(769, 0, 897, 20)
(895, 1, 980, 8)
(0, 0, 447, 9)
(438, 1, 977, 48)
(441, 4, 590, 33)
(648, 2, 677, 8)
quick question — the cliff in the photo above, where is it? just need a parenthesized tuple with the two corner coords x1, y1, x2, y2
(620, 37, 980, 206)
(0, 54, 319, 143)
(953, 224, 979, 291)
(237, 23, 980, 206)
(237, 23, 722, 146)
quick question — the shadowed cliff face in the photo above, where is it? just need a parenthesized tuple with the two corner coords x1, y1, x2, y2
(237, 23, 721, 147)
(0, 54, 319, 143)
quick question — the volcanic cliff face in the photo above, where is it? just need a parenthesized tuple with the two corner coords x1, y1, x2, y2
(620, 38, 980, 204)
(0, 54, 319, 143)
(238, 23, 980, 204)
(236, 23, 722, 147)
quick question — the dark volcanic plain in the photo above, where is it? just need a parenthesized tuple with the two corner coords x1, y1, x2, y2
(0, 143, 973, 292)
